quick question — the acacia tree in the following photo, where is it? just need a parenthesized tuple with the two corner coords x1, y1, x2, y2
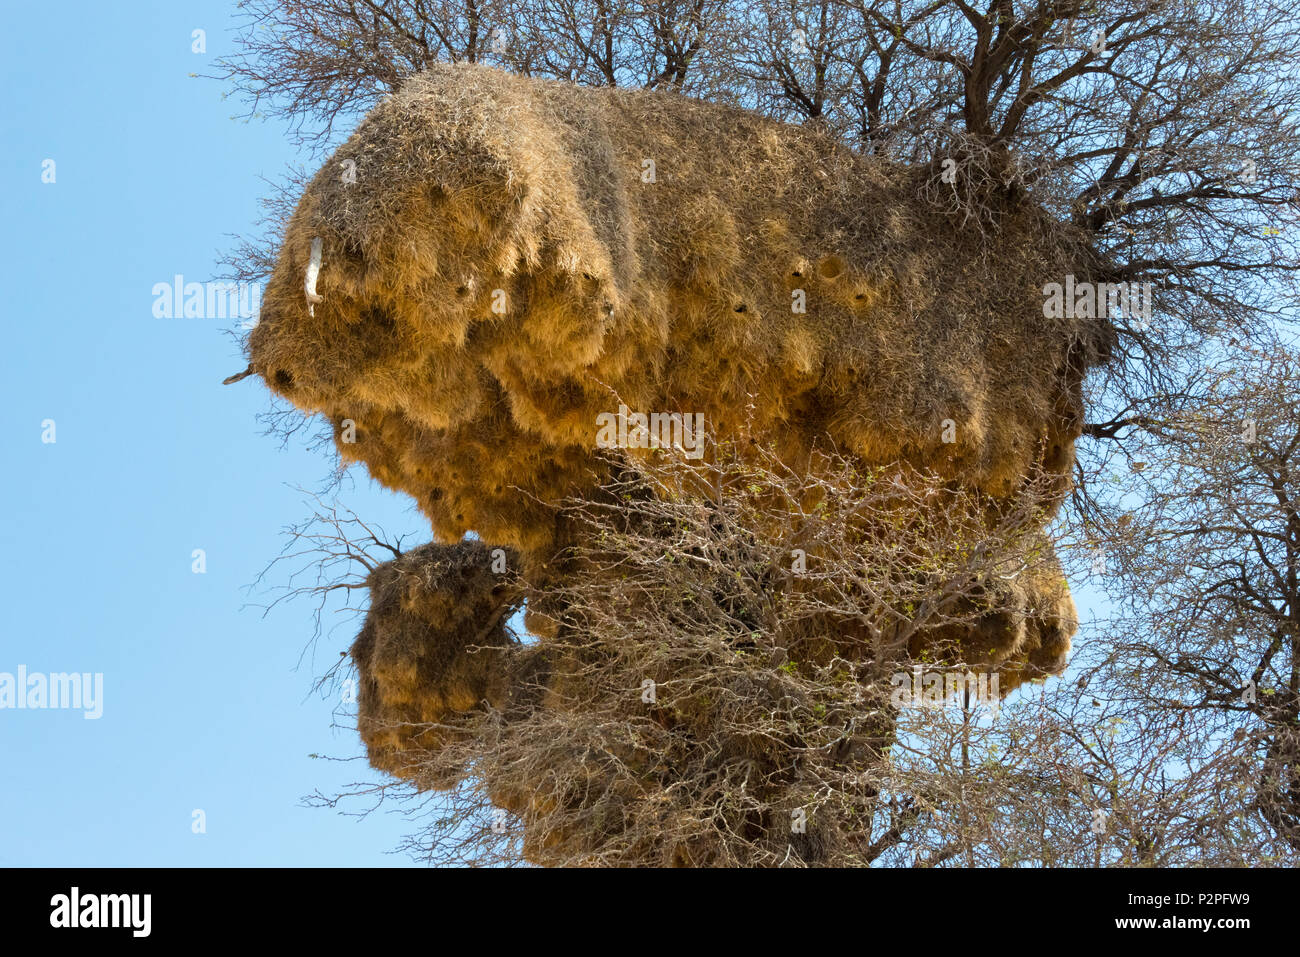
(219, 0, 1300, 863)
(1070, 338, 1300, 858)
(275, 433, 1297, 865)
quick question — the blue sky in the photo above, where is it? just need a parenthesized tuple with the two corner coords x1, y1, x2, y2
(0, 0, 426, 865)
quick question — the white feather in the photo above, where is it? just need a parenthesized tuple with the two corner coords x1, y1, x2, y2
(304, 237, 324, 316)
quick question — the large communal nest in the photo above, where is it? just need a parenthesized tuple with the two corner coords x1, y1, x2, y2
(239, 63, 1112, 862)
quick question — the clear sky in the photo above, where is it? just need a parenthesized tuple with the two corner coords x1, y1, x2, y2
(0, 0, 427, 865)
